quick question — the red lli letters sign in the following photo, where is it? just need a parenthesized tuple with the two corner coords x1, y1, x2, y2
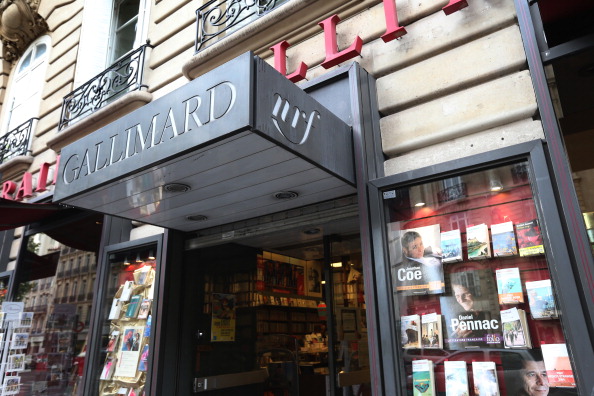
(270, 0, 469, 82)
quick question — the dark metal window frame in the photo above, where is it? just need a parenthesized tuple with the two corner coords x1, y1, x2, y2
(367, 140, 594, 394)
(81, 232, 164, 396)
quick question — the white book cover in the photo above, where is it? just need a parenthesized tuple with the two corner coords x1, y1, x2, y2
(421, 313, 443, 349)
(444, 361, 469, 396)
(501, 308, 530, 348)
(401, 314, 421, 349)
(495, 268, 524, 304)
(466, 224, 491, 259)
(471, 361, 500, 396)
(526, 279, 558, 319)
(413, 359, 435, 396)
(120, 281, 134, 302)
(108, 298, 122, 320)
(541, 343, 576, 388)
(441, 229, 463, 263)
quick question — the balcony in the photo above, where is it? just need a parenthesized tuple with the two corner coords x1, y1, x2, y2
(49, 44, 153, 152)
(195, 0, 287, 53)
(0, 118, 36, 179)
(77, 293, 85, 301)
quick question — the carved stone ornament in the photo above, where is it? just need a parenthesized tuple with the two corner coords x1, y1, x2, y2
(0, 0, 48, 63)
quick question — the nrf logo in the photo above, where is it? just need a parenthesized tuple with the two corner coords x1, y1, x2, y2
(271, 93, 320, 145)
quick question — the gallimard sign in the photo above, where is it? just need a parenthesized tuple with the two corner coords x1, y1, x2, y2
(54, 52, 353, 202)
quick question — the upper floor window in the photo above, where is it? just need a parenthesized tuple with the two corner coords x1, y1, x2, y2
(1, 36, 50, 135)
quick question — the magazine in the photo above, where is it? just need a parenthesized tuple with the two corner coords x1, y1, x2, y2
(466, 224, 491, 259)
(491, 222, 518, 257)
(441, 229, 463, 263)
(440, 269, 503, 350)
(444, 361, 469, 396)
(495, 268, 524, 304)
(392, 224, 445, 295)
(525, 279, 558, 319)
(401, 314, 421, 349)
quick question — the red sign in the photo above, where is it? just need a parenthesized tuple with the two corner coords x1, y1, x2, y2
(271, 0, 469, 82)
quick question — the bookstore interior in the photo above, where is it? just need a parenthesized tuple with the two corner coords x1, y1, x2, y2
(383, 160, 578, 396)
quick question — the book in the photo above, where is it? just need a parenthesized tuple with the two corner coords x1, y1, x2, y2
(125, 295, 142, 318)
(412, 359, 436, 396)
(107, 330, 120, 352)
(440, 269, 503, 350)
(138, 344, 149, 371)
(516, 220, 545, 256)
(109, 298, 122, 320)
(491, 222, 518, 257)
(541, 343, 576, 387)
(401, 314, 421, 349)
(444, 361, 469, 396)
(100, 356, 116, 380)
(392, 224, 445, 295)
(471, 361, 500, 396)
(120, 281, 135, 302)
(421, 313, 443, 349)
(495, 268, 524, 304)
(144, 315, 152, 337)
(501, 307, 531, 348)
(466, 224, 491, 259)
(525, 279, 558, 319)
(441, 229, 463, 263)
(137, 299, 152, 319)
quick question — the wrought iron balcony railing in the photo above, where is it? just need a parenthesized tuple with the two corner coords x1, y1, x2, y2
(58, 43, 153, 131)
(0, 118, 36, 164)
(195, 0, 286, 53)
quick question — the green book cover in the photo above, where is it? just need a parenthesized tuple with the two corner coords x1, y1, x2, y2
(413, 360, 435, 396)
(125, 295, 142, 318)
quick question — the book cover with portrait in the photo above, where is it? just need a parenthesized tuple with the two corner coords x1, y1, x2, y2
(440, 269, 503, 350)
(391, 224, 445, 295)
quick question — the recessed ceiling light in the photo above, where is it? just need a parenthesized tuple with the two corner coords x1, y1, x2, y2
(303, 228, 321, 235)
(164, 183, 191, 193)
(273, 191, 298, 200)
(414, 202, 425, 207)
(186, 214, 208, 222)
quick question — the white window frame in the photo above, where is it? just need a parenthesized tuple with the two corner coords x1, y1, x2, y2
(0, 35, 51, 136)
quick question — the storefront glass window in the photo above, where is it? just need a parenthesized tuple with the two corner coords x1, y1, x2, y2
(10, 213, 103, 396)
(96, 244, 157, 396)
(382, 161, 578, 396)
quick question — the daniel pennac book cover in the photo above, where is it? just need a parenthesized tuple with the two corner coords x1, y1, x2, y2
(391, 224, 445, 295)
(440, 268, 503, 350)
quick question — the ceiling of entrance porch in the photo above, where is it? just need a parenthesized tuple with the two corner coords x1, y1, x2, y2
(61, 131, 357, 232)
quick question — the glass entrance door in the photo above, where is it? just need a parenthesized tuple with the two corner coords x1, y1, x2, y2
(178, 210, 371, 395)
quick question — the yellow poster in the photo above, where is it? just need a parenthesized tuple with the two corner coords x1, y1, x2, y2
(211, 293, 236, 342)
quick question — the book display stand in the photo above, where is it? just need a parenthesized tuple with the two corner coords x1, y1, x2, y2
(385, 162, 577, 395)
(98, 260, 155, 396)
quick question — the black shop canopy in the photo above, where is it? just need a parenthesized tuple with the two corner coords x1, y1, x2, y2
(54, 52, 355, 232)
